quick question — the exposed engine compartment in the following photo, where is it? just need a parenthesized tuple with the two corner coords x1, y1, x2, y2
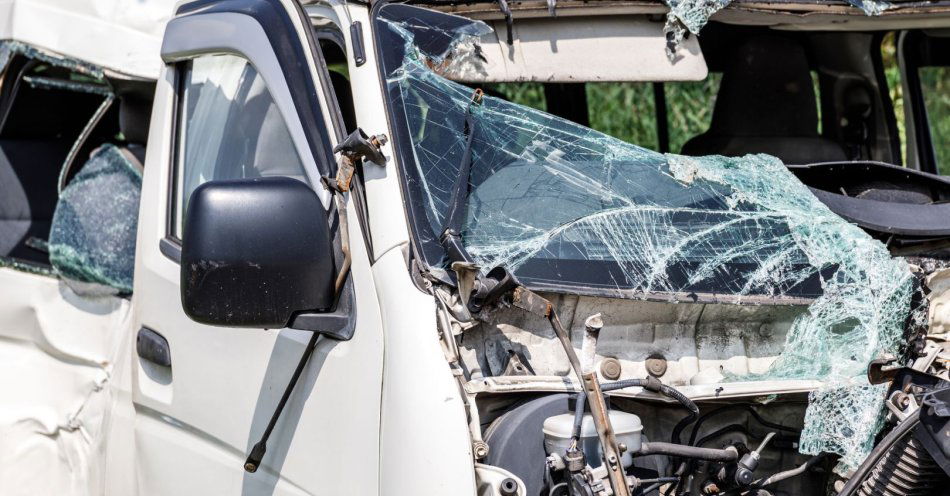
(480, 393, 820, 496)
(439, 288, 831, 495)
(432, 279, 950, 496)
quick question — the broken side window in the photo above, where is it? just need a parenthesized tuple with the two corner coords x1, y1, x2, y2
(374, 4, 916, 471)
(0, 41, 115, 272)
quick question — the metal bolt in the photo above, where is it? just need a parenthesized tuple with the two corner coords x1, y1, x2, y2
(646, 356, 668, 377)
(618, 443, 627, 454)
(473, 440, 489, 460)
(600, 357, 622, 380)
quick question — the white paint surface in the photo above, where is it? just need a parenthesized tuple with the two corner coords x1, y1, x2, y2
(0, 0, 177, 79)
(0, 268, 133, 495)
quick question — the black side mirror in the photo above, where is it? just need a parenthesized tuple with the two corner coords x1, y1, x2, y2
(181, 177, 336, 329)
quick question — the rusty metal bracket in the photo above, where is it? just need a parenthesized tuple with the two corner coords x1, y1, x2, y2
(512, 286, 552, 317)
(326, 128, 387, 193)
(583, 372, 632, 496)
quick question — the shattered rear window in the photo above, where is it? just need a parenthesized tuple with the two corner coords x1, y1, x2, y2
(374, 4, 916, 470)
(48, 144, 141, 295)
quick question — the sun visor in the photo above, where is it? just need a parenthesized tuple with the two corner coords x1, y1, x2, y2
(442, 16, 708, 83)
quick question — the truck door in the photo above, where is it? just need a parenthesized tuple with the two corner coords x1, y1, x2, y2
(130, 1, 383, 494)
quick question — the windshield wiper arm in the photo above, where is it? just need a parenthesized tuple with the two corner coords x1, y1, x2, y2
(439, 89, 483, 265)
(436, 90, 521, 312)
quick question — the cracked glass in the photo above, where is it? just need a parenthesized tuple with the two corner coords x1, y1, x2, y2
(374, 4, 915, 470)
(48, 144, 142, 295)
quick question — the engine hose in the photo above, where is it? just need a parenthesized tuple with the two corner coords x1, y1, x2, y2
(837, 411, 945, 496)
(571, 378, 700, 444)
(636, 442, 738, 462)
(635, 478, 679, 495)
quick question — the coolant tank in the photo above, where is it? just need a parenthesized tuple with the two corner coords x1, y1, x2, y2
(542, 411, 642, 469)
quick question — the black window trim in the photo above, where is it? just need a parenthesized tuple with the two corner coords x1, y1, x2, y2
(160, 62, 185, 264)
(901, 29, 950, 175)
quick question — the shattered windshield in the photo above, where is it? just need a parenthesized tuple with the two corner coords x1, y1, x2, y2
(375, 4, 904, 303)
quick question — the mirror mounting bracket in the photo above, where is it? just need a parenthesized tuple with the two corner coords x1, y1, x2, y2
(288, 309, 350, 339)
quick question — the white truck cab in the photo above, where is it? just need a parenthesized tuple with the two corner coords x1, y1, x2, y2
(4, 1, 950, 495)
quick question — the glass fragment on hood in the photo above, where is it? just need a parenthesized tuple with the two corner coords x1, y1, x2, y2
(377, 5, 914, 471)
(846, 0, 892, 15)
(48, 144, 142, 296)
(799, 384, 889, 472)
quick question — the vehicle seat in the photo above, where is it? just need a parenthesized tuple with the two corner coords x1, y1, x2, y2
(214, 75, 308, 184)
(117, 92, 151, 167)
(681, 36, 847, 165)
(0, 139, 69, 263)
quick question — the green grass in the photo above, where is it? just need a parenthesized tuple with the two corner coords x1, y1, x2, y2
(486, 78, 721, 153)
(921, 67, 950, 174)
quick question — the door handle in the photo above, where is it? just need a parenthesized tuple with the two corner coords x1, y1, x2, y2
(137, 327, 171, 367)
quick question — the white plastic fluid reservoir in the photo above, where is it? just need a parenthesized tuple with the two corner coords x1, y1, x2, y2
(542, 411, 642, 469)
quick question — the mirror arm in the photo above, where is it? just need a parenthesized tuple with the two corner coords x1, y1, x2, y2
(242, 132, 383, 471)
(288, 308, 350, 338)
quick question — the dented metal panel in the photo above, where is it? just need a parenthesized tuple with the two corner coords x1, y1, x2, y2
(0, 268, 132, 495)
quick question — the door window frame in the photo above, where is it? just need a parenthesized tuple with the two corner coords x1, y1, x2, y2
(900, 30, 950, 175)
(158, 7, 342, 263)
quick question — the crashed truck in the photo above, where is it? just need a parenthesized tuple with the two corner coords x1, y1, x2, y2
(4, 0, 950, 495)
